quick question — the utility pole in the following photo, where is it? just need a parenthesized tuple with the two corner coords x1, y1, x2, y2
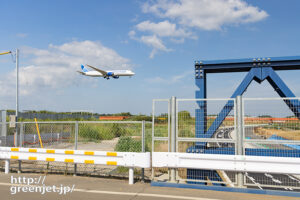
(16, 49, 19, 135)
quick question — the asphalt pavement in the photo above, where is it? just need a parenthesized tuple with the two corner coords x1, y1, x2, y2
(220, 126, 300, 191)
(0, 173, 298, 200)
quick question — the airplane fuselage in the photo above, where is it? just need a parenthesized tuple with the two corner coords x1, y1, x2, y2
(83, 70, 135, 77)
(78, 64, 135, 79)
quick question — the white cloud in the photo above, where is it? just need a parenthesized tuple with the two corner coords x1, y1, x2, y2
(142, 0, 268, 30)
(130, 31, 171, 58)
(136, 20, 195, 38)
(0, 40, 132, 96)
(128, 30, 136, 39)
(140, 35, 171, 58)
(131, 20, 195, 58)
(146, 70, 193, 84)
(131, 0, 268, 57)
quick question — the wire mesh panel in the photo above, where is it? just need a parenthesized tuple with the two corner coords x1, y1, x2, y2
(151, 140, 170, 181)
(175, 99, 237, 186)
(243, 98, 300, 191)
(243, 98, 300, 145)
(152, 99, 170, 152)
(152, 99, 171, 181)
(176, 99, 236, 152)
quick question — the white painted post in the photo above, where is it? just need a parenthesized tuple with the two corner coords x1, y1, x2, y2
(19, 123, 23, 147)
(141, 120, 145, 182)
(74, 122, 78, 176)
(5, 160, 10, 174)
(18, 122, 23, 173)
(236, 96, 245, 188)
(129, 167, 134, 185)
(170, 96, 176, 182)
(1, 110, 7, 138)
(18, 161, 21, 174)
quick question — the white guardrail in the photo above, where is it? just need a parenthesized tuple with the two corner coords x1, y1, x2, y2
(152, 152, 300, 174)
(3, 148, 300, 184)
(0, 147, 150, 184)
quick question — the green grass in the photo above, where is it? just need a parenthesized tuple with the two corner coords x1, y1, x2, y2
(115, 136, 142, 152)
(78, 123, 129, 142)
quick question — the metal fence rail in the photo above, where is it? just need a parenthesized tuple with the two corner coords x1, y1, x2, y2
(152, 152, 300, 173)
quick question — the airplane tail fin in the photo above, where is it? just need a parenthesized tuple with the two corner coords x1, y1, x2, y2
(81, 65, 88, 72)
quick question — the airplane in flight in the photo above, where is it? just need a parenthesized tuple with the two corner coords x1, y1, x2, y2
(77, 64, 135, 79)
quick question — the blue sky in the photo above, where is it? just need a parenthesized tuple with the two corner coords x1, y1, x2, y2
(1, 0, 300, 115)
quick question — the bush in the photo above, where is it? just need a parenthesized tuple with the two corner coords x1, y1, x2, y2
(79, 124, 102, 142)
(99, 127, 114, 140)
(78, 124, 129, 142)
(178, 111, 192, 120)
(114, 136, 142, 152)
(110, 124, 126, 137)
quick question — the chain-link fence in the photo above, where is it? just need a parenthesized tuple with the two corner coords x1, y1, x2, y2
(0, 120, 152, 180)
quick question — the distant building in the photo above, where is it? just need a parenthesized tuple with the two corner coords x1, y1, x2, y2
(99, 116, 129, 120)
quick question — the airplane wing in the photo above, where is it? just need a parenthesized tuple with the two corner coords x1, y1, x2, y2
(86, 64, 107, 75)
(77, 71, 85, 75)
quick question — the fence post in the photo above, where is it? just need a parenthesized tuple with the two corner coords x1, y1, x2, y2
(236, 96, 244, 188)
(18, 122, 24, 174)
(151, 100, 155, 180)
(1, 110, 7, 138)
(1, 110, 7, 146)
(57, 133, 59, 143)
(74, 121, 78, 176)
(141, 120, 145, 182)
(129, 167, 134, 185)
(170, 96, 176, 182)
(19, 123, 24, 147)
(5, 160, 10, 174)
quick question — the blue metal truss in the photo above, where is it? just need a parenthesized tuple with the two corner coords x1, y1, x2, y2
(190, 56, 300, 186)
(195, 64, 300, 139)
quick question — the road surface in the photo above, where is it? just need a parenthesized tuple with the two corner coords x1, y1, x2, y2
(217, 127, 300, 191)
(0, 173, 298, 200)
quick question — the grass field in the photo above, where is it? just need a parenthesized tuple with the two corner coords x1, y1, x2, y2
(255, 127, 300, 140)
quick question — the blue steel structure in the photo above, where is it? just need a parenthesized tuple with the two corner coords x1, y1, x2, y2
(188, 56, 300, 185)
